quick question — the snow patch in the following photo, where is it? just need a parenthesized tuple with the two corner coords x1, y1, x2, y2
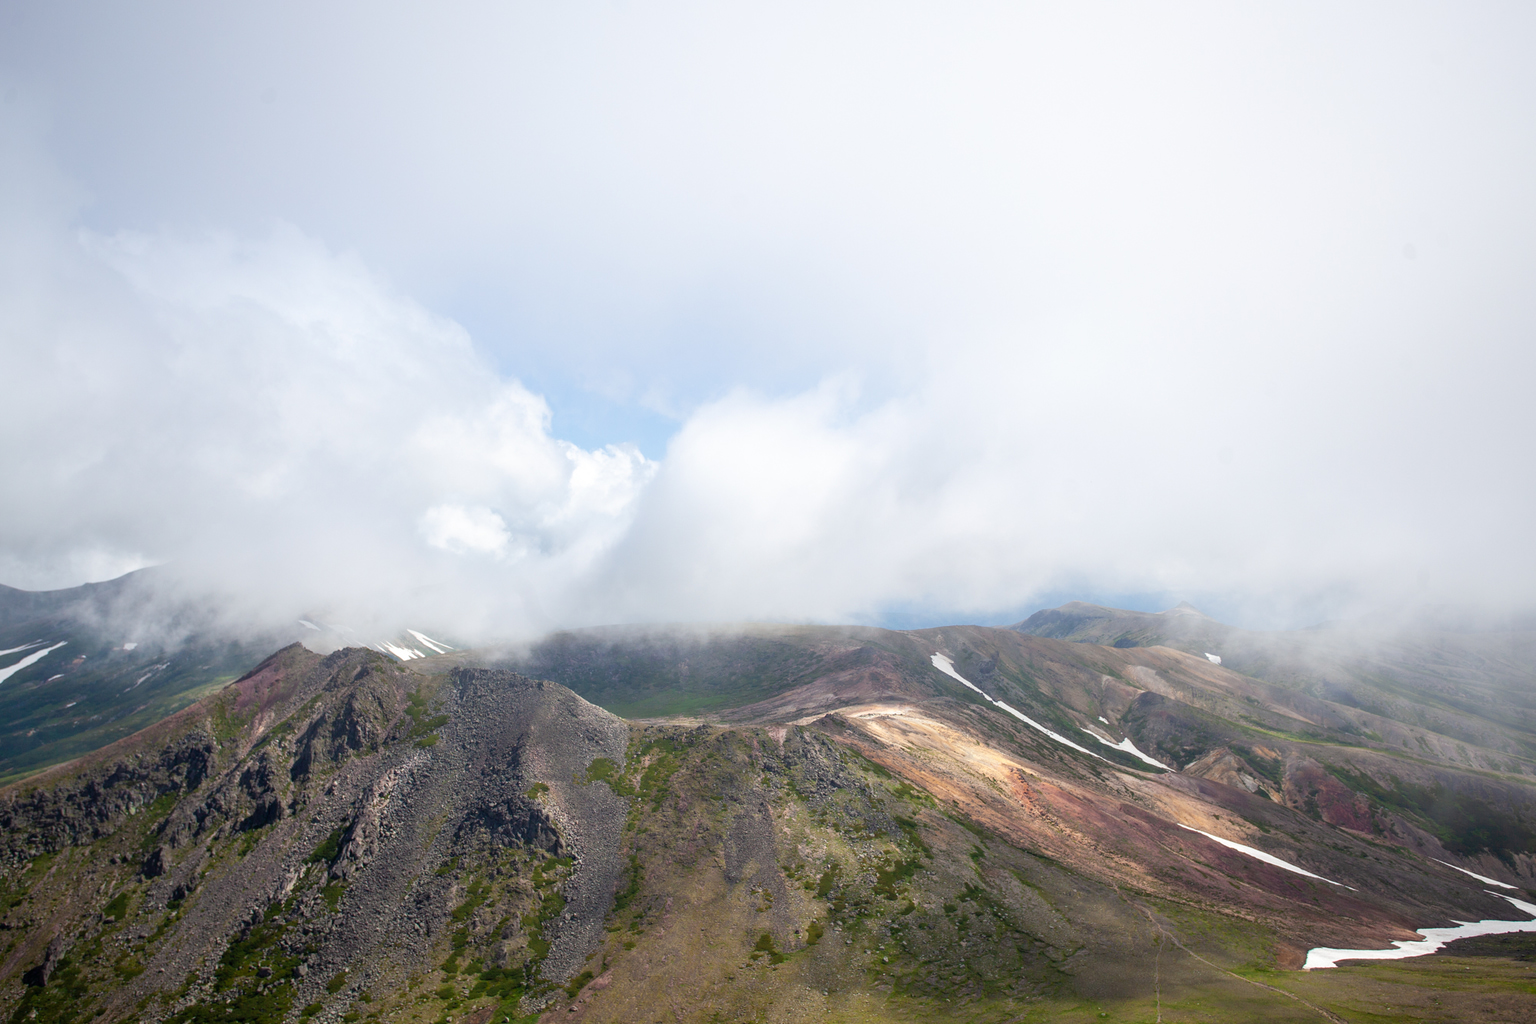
(1081, 727, 1171, 769)
(1434, 859, 1519, 890)
(122, 642, 138, 651)
(298, 619, 322, 631)
(1204, 653, 1221, 665)
(1178, 824, 1348, 887)
(380, 642, 426, 661)
(0, 641, 45, 658)
(407, 629, 453, 654)
(930, 653, 1117, 765)
(929, 653, 990, 698)
(1305, 895, 1536, 969)
(0, 642, 68, 685)
(126, 665, 165, 691)
(993, 701, 1108, 759)
(1098, 716, 1109, 724)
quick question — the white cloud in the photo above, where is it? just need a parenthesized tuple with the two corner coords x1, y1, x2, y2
(420, 505, 511, 558)
(2, 5, 1535, 632)
(0, 126, 655, 635)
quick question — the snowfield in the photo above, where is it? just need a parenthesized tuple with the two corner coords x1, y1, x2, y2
(1304, 895, 1536, 969)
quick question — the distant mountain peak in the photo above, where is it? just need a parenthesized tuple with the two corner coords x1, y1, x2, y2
(1166, 601, 1206, 616)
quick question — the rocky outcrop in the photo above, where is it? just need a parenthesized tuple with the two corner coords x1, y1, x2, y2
(0, 730, 220, 861)
(140, 845, 171, 878)
(290, 664, 404, 779)
(1183, 747, 1281, 802)
(20, 934, 65, 987)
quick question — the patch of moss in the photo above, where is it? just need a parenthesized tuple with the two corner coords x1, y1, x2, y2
(308, 828, 345, 864)
(874, 856, 923, 899)
(751, 933, 786, 964)
(163, 988, 296, 1024)
(451, 878, 488, 922)
(211, 703, 247, 745)
(613, 854, 642, 913)
(580, 757, 620, 787)
(103, 890, 131, 920)
(10, 956, 94, 1024)
(637, 753, 679, 811)
(404, 689, 450, 741)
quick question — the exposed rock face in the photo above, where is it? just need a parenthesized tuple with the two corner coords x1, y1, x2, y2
(20, 935, 65, 988)
(0, 730, 220, 861)
(141, 845, 171, 878)
(289, 664, 404, 779)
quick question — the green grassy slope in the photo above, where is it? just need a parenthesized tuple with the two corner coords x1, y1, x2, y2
(0, 617, 285, 784)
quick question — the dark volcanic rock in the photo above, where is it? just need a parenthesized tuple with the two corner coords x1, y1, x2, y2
(141, 845, 170, 878)
(21, 933, 65, 987)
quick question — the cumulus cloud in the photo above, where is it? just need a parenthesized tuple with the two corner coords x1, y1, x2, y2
(420, 506, 511, 558)
(2, 4, 1535, 634)
(0, 124, 654, 636)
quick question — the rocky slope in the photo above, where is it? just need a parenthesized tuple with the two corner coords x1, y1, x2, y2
(0, 646, 630, 1024)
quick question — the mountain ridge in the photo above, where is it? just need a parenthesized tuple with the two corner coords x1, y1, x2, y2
(4, 598, 1536, 1021)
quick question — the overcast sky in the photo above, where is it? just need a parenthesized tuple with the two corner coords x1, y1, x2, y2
(2, 2, 1534, 636)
